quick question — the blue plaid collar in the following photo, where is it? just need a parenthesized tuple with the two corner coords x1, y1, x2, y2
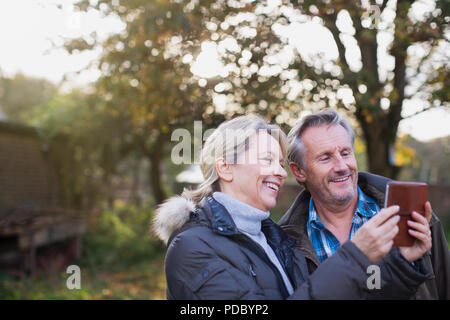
(308, 199, 323, 230)
(355, 186, 379, 218)
(308, 186, 379, 229)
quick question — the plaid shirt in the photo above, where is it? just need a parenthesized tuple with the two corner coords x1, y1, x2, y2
(307, 186, 380, 263)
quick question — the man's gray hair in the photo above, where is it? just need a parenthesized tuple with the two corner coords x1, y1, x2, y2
(287, 109, 355, 169)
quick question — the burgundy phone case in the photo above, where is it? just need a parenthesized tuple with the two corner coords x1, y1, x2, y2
(384, 181, 428, 247)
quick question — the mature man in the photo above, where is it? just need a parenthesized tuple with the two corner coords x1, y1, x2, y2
(279, 109, 450, 299)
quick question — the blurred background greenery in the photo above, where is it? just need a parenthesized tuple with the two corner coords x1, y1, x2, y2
(0, 0, 448, 299)
(0, 200, 167, 299)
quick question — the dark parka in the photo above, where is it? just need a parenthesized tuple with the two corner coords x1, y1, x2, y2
(155, 193, 431, 300)
(278, 172, 450, 300)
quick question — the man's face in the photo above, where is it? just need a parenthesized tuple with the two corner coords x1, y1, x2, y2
(296, 125, 358, 207)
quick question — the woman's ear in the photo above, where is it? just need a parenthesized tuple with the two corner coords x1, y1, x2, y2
(289, 162, 306, 183)
(215, 158, 233, 182)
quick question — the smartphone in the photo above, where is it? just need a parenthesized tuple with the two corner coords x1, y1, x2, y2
(384, 181, 428, 247)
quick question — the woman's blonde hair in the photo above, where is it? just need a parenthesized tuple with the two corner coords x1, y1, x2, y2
(182, 114, 287, 204)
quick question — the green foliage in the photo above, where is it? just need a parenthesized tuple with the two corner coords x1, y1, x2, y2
(10, 0, 446, 211)
(65, 0, 226, 203)
(398, 135, 450, 185)
(27, 90, 123, 208)
(79, 200, 163, 272)
(0, 73, 57, 124)
(207, 0, 449, 177)
(0, 259, 166, 299)
(69, 0, 448, 180)
(29, 90, 92, 138)
(0, 202, 167, 299)
(446, 228, 450, 249)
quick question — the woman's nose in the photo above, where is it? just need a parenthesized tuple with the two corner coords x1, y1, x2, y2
(275, 162, 288, 179)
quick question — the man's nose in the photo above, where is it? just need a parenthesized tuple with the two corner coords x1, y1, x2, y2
(333, 155, 348, 172)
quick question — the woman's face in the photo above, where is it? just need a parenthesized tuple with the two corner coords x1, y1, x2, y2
(224, 131, 288, 211)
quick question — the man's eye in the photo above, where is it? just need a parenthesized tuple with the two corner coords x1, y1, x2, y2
(319, 156, 330, 161)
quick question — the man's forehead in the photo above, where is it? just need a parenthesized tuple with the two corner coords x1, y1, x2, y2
(301, 125, 352, 151)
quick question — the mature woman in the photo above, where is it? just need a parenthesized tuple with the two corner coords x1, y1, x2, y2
(153, 114, 430, 300)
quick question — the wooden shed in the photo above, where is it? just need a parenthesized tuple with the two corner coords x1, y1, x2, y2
(0, 121, 86, 275)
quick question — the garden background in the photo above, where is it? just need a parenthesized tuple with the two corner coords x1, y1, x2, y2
(0, 0, 448, 299)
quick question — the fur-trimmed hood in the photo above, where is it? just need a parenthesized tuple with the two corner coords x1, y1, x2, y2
(152, 196, 196, 245)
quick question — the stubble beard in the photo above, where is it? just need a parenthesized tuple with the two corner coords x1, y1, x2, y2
(307, 172, 357, 209)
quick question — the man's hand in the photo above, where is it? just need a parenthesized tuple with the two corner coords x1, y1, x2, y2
(398, 201, 433, 262)
(351, 205, 400, 263)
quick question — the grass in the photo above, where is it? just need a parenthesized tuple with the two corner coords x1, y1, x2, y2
(0, 256, 166, 299)
(0, 200, 168, 300)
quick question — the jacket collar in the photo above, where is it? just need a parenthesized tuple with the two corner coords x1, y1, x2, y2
(203, 196, 240, 235)
(199, 196, 296, 249)
(166, 196, 240, 246)
(188, 196, 307, 290)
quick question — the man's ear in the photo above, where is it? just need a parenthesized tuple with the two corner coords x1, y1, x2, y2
(289, 162, 306, 183)
(215, 158, 233, 182)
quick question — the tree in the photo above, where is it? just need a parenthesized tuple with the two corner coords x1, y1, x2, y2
(196, 0, 449, 178)
(63, 0, 449, 192)
(64, 0, 234, 204)
(295, 0, 449, 178)
(30, 90, 123, 209)
(398, 135, 450, 185)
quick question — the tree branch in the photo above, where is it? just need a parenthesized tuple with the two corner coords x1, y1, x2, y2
(401, 105, 436, 120)
(380, 0, 389, 15)
(387, 0, 413, 139)
(347, 3, 380, 90)
(323, 13, 350, 72)
(404, 45, 437, 92)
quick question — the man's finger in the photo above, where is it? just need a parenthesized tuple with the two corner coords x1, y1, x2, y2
(408, 229, 430, 242)
(378, 214, 400, 235)
(379, 240, 394, 258)
(407, 217, 430, 236)
(371, 205, 400, 227)
(424, 201, 432, 223)
(411, 211, 428, 226)
(380, 223, 399, 242)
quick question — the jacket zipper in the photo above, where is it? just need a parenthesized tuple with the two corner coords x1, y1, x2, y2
(233, 234, 290, 299)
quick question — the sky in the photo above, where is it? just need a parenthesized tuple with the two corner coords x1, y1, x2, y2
(0, 0, 123, 85)
(0, 0, 448, 142)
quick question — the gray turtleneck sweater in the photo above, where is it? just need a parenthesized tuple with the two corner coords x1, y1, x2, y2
(213, 192, 294, 295)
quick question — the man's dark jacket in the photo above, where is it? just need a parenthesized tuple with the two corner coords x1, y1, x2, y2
(157, 194, 430, 300)
(278, 172, 450, 299)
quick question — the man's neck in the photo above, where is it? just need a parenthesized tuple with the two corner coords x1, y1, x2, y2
(311, 193, 359, 243)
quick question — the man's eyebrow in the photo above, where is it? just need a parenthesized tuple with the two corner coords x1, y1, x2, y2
(315, 150, 332, 158)
(314, 146, 352, 158)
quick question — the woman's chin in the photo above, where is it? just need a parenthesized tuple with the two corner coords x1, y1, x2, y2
(260, 198, 277, 211)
